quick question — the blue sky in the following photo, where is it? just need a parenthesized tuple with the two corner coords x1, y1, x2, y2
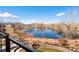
(0, 6, 79, 24)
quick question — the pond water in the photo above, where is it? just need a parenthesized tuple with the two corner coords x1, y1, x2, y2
(25, 29, 64, 39)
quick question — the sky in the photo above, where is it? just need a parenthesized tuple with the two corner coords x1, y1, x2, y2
(0, 6, 79, 24)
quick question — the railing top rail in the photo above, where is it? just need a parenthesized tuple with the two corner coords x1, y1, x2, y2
(0, 32, 6, 37)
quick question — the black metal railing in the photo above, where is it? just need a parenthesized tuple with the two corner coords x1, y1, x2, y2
(0, 32, 36, 52)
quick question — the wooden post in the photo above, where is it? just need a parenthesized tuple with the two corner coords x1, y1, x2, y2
(5, 33, 10, 52)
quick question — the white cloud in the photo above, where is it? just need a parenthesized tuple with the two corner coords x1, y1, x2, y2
(0, 12, 11, 17)
(56, 12, 65, 16)
(0, 12, 20, 23)
(0, 12, 20, 18)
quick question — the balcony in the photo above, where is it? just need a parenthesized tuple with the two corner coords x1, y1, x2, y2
(0, 31, 36, 52)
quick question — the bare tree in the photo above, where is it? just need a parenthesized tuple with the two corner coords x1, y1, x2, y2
(59, 7, 79, 39)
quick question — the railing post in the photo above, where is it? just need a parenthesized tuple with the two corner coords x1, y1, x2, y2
(0, 31, 2, 52)
(5, 33, 10, 52)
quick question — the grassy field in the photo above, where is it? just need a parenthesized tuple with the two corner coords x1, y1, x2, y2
(37, 44, 64, 52)
(38, 47, 63, 52)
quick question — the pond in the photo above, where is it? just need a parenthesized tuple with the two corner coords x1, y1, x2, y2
(25, 29, 64, 39)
